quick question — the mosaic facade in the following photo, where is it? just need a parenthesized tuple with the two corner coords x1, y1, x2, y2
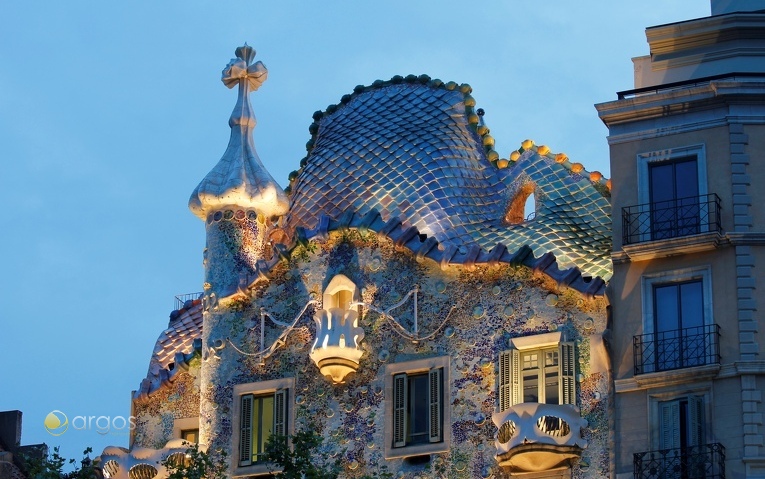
(100, 44, 614, 478)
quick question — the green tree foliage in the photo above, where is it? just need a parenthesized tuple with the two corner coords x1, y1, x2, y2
(160, 443, 227, 479)
(21, 447, 98, 479)
(263, 426, 340, 479)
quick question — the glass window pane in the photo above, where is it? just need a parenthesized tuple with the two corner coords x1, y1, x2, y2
(522, 353, 537, 370)
(680, 281, 703, 329)
(260, 395, 274, 458)
(523, 372, 539, 403)
(675, 159, 699, 199)
(654, 284, 680, 333)
(650, 163, 675, 204)
(408, 374, 429, 444)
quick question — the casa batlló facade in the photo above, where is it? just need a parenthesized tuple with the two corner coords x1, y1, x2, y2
(99, 40, 613, 479)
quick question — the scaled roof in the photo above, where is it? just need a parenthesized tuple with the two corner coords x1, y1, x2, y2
(285, 77, 611, 279)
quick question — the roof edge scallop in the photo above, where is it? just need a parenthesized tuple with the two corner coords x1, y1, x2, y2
(218, 210, 608, 304)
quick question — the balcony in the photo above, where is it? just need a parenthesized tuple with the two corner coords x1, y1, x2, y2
(634, 324, 720, 375)
(492, 403, 587, 474)
(620, 194, 723, 261)
(622, 193, 722, 245)
(174, 292, 203, 311)
(634, 443, 725, 479)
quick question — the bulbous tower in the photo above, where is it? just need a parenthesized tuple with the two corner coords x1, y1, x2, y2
(189, 44, 288, 448)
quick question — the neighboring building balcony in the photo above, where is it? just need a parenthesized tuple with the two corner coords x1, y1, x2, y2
(634, 443, 725, 479)
(492, 403, 587, 474)
(634, 324, 720, 375)
(621, 194, 722, 261)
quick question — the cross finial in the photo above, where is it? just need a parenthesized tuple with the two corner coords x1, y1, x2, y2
(221, 44, 268, 91)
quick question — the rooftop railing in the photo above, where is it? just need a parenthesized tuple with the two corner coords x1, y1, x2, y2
(174, 292, 203, 311)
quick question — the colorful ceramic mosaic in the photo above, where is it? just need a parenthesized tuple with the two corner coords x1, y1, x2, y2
(104, 45, 615, 479)
(194, 230, 611, 478)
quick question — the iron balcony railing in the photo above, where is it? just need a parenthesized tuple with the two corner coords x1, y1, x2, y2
(174, 292, 203, 311)
(634, 324, 720, 375)
(634, 443, 725, 479)
(622, 193, 721, 246)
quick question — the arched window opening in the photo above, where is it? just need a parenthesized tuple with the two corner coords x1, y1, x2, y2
(504, 182, 537, 225)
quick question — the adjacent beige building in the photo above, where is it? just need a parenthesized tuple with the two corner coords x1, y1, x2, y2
(597, 1, 765, 478)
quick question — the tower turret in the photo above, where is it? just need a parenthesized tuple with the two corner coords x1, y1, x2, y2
(189, 44, 289, 298)
(190, 45, 288, 452)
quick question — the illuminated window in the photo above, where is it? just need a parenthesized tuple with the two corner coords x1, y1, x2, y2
(180, 429, 199, 443)
(239, 391, 287, 466)
(499, 332, 575, 411)
(233, 378, 293, 474)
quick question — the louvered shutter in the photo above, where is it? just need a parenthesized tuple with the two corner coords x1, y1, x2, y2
(559, 342, 576, 405)
(511, 349, 521, 406)
(688, 396, 704, 447)
(499, 351, 512, 411)
(239, 394, 253, 466)
(274, 389, 288, 439)
(660, 400, 681, 450)
(428, 368, 443, 443)
(393, 373, 407, 447)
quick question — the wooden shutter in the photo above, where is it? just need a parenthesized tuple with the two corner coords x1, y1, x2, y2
(660, 400, 681, 450)
(499, 351, 512, 411)
(559, 342, 576, 405)
(239, 394, 253, 466)
(274, 389, 288, 438)
(511, 349, 521, 406)
(688, 395, 704, 447)
(393, 373, 407, 447)
(428, 368, 443, 443)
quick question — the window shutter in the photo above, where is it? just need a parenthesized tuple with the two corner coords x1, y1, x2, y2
(274, 389, 288, 438)
(393, 373, 407, 447)
(239, 394, 253, 466)
(559, 342, 576, 405)
(688, 395, 704, 447)
(660, 400, 681, 450)
(428, 368, 443, 443)
(511, 348, 521, 406)
(499, 351, 512, 411)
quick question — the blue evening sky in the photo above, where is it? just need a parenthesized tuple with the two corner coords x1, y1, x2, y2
(0, 1, 708, 462)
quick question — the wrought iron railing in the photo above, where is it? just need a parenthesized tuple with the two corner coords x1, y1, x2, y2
(634, 443, 725, 479)
(634, 324, 720, 375)
(174, 292, 203, 311)
(622, 193, 721, 245)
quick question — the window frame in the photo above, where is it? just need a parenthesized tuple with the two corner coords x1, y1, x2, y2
(498, 331, 576, 411)
(384, 356, 450, 459)
(232, 377, 295, 477)
(641, 266, 713, 337)
(172, 417, 200, 443)
(648, 387, 711, 452)
(637, 144, 707, 208)
(635, 144, 708, 242)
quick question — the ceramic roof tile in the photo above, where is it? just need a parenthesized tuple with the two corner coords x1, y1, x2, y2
(144, 299, 203, 383)
(284, 81, 612, 279)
